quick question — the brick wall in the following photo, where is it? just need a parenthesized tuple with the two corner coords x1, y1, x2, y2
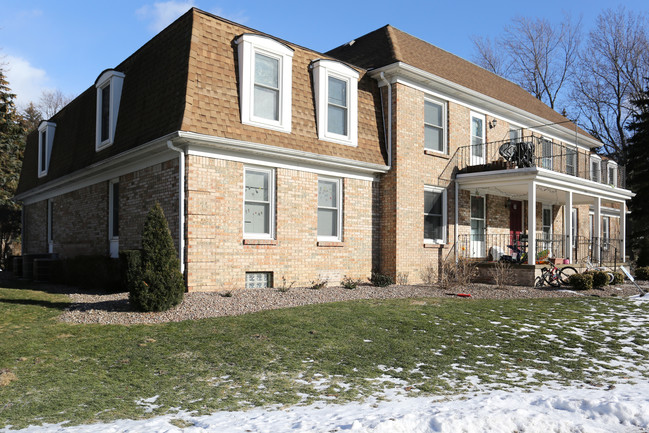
(185, 155, 376, 291)
(23, 201, 47, 254)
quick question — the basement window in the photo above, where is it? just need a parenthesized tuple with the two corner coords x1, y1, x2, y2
(245, 272, 273, 289)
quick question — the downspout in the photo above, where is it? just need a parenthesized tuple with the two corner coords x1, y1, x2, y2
(167, 140, 185, 275)
(379, 72, 392, 167)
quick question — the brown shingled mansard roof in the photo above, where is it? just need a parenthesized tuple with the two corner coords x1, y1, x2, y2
(17, 8, 386, 197)
(326, 25, 596, 142)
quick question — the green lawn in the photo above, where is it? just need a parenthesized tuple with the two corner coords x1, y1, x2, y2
(0, 282, 648, 429)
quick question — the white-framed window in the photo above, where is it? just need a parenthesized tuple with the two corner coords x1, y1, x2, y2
(566, 146, 577, 176)
(243, 166, 275, 239)
(236, 34, 294, 133)
(541, 137, 553, 170)
(590, 155, 602, 183)
(470, 112, 485, 165)
(47, 198, 53, 253)
(509, 127, 522, 142)
(602, 216, 610, 250)
(37, 121, 56, 177)
(108, 179, 119, 258)
(95, 70, 124, 151)
(424, 186, 447, 244)
(311, 59, 359, 146)
(424, 98, 446, 153)
(607, 161, 618, 187)
(317, 177, 342, 241)
(541, 204, 553, 252)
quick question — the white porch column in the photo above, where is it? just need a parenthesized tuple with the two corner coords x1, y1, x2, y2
(528, 181, 536, 265)
(594, 197, 601, 263)
(565, 191, 573, 263)
(621, 201, 627, 263)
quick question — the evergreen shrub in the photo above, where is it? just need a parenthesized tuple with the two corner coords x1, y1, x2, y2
(370, 271, 394, 287)
(568, 273, 593, 291)
(128, 203, 184, 312)
(634, 267, 649, 280)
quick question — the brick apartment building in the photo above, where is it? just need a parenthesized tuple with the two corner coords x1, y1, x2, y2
(15, 9, 634, 291)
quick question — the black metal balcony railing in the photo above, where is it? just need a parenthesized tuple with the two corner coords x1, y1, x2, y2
(453, 136, 626, 189)
(457, 233, 623, 265)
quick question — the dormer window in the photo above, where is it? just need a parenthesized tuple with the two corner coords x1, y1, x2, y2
(590, 155, 602, 183)
(311, 59, 359, 147)
(236, 34, 294, 133)
(606, 161, 618, 187)
(38, 121, 56, 177)
(95, 69, 125, 151)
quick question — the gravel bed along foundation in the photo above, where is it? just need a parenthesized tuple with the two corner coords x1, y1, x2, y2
(53, 282, 644, 325)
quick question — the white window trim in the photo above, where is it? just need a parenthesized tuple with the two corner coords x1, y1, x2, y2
(590, 154, 602, 183)
(566, 145, 577, 176)
(424, 97, 447, 154)
(95, 70, 125, 151)
(542, 204, 553, 238)
(541, 137, 553, 170)
(38, 121, 56, 178)
(424, 186, 447, 244)
(243, 166, 276, 239)
(317, 176, 343, 242)
(236, 34, 294, 133)
(108, 179, 119, 241)
(311, 59, 359, 147)
(606, 161, 618, 187)
(469, 112, 486, 164)
(47, 198, 53, 253)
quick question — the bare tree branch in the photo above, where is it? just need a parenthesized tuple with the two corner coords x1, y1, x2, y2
(38, 89, 75, 119)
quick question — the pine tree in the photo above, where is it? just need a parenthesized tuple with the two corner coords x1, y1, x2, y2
(0, 68, 26, 269)
(626, 82, 649, 264)
(129, 203, 184, 311)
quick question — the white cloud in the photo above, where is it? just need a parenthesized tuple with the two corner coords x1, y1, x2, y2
(1, 55, 51, 109)
(136, 1, 196, 32)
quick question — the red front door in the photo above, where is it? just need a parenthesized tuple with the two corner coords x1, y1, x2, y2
(509, 200, 522, 243)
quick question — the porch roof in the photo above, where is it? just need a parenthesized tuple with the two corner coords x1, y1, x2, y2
(456, 167, 634, 206)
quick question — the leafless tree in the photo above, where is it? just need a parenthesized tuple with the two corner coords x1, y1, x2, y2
(472, 14, 581, 111)
(570, 7, 649, 162)
(38, 89, 75, 119)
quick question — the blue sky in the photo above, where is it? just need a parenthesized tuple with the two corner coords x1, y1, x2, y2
(2, 0, 648, 110)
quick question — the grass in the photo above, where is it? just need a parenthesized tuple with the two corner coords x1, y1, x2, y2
(0, 282, 648, 429)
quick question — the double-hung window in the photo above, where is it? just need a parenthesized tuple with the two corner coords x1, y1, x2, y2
(424, 186, 447, 244)
(541, 137, 553, 170)
(602, 216, 610, 250)
(95, 70, 124, 151)
(237, 34, 294, 133)
(590, 155, 601, 183)
(37, 121, 56, 177)
(424, 99, 445, 153)
(566, 146, 576, 176)
(607, 161, 618, 187)
(317, 177, 342, 241)
(311, 59, 359, 146)
(244, 167, 275, 239)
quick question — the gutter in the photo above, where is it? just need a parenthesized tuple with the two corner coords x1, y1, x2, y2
(167, 140, 186, 275)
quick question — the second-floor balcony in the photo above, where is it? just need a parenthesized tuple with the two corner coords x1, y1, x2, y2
(454, 136, 626, 189)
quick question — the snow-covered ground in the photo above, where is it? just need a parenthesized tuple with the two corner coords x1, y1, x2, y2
(4, 382, 649, 433)
(4, 295, 647, 433)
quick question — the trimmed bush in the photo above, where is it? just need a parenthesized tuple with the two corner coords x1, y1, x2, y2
(589, 271, 609, 289)
(119, 250, 142, 292)
(613, 271, 624, 285)
(370, 271, 394, 287)
(568, 273, 593, 291)
(634, 267, 649, 281)
(50, 256, 121, 291)
(128, 203, 184, 312)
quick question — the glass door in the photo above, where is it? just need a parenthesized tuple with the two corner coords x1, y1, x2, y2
(470, 195, 485, 258)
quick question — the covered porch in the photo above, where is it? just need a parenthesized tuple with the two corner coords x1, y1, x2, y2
(454, 166, 634, 266)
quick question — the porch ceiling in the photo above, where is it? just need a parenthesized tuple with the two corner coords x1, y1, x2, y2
(456, 167, 634, 207)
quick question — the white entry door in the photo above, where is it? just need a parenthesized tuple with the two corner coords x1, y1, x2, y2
(470, 195, 485, 258)
(470, 112, 485, 166)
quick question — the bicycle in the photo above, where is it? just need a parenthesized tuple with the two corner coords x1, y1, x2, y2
(535, 259, 578, 287)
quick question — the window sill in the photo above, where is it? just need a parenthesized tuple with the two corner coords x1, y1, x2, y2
(243, 239, 278, 246)
(424, 149, 450, 159)
(317, 241, 344, 247)
(424, 243, 447, 249)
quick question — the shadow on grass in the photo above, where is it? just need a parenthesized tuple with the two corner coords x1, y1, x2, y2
(0, 297, 71, 310)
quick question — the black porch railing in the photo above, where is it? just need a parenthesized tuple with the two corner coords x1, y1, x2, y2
(457, 233, 623, 264)
(454, 136, 626, 189)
